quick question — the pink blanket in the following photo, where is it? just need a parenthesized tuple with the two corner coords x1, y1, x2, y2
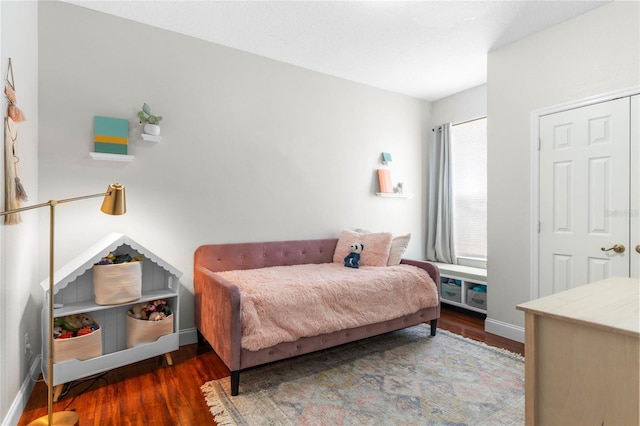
(217, 263, 438, 351)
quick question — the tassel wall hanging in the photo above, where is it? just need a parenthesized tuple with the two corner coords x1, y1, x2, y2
(4, 58, 28, 225)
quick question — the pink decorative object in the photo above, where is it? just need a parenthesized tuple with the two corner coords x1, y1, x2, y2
(332, 229, 393, 267)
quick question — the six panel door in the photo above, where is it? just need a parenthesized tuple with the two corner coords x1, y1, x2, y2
(539, 97, 631, 296)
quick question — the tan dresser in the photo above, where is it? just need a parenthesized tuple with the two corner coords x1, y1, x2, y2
(516, 277, 639, 426)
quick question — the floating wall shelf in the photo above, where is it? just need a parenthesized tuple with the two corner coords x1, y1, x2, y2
(141, 134, 162, 142)
(376, 192, 414, 198)
(90, 152, 135, 162)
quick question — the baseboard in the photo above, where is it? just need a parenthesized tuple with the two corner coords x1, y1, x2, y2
(179, 327, 198, 346)
(485, 318, 525, 344)
(2, 355, 40, 426)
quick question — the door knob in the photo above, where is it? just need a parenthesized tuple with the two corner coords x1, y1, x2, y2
(636, 245, 640, 254)
(601, 244, 625, 254)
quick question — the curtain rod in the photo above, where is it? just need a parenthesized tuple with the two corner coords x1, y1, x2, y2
(453, 116, 486, 126)
(432, 115, 486, 132)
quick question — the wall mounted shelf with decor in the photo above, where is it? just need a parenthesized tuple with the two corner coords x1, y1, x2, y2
(141, 134, 162, 143)
(376, 152, 412, 197)
(376, 192, 414, 198)
(89, 152, 135, 162)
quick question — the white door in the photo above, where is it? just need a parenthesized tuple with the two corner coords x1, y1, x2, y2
(539, 97, 630, 297)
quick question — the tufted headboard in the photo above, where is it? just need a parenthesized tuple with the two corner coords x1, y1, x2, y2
(194, 239, 339, 273)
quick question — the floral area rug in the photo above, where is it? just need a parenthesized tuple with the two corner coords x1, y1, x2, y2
(201, 325, 524, 425)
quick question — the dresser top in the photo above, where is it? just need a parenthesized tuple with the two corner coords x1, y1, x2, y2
(517, 277, 640, 338)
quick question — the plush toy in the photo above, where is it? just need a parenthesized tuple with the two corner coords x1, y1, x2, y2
(53, 325, 63, 338)
(57, 313, 94, 331)
(127, 299, 171, 321)
(53, 314, 99, 339)
(148, 311, 166, 321)
(129, 303, 145, 319)
(344, 243, 364, 268)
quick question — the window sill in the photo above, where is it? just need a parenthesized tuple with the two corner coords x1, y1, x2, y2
(431, 262, 487, 282)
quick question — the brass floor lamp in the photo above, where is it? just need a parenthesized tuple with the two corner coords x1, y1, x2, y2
(0, 183, 126, 426)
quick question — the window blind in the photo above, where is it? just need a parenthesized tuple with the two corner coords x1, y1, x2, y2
(451, 118, 487, 261)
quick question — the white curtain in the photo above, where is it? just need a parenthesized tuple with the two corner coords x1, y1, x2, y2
(426, 123, 456, 264)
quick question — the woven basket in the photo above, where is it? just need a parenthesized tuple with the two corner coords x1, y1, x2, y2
(93, 262, 142, 305)
(126, 314, 173, 349)
(53, 328, 102, 363)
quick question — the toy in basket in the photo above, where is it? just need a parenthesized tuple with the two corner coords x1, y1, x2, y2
(126, 300, 173, 348)
(53, 313, 101, 363)
(93, 253, 144, 305)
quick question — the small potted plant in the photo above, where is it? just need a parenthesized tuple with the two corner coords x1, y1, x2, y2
(137, 103, 163, 136)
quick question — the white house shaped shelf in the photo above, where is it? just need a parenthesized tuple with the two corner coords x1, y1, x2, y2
(41, 233, 183, 389)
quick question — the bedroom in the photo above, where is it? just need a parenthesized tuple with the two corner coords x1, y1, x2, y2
(2, 0, 639, 424)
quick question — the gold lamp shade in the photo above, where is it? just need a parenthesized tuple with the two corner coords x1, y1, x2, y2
(101, 183, 126, 215)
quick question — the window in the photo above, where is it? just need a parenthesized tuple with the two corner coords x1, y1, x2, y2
(451, 117, 487, 267)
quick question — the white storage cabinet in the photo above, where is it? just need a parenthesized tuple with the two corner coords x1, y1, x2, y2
(434, 263, 487, 314)
(41, 233, 182, 394)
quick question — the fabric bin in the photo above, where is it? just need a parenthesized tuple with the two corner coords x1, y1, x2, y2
(93, 261, 142, 305)
(54, 328, 102, 363)
(441, 281, 462, 303)
(126, 314, 173, 348)
(467, 289, 487, 309)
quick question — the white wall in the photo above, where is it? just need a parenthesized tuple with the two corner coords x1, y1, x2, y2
(486, 1, 640, 341)
(431, 84, 486, 128)
(0, 2, 39, 425)
(37, 2, 426, 340)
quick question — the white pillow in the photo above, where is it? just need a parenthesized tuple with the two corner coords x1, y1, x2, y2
(387, 233, 411, 266)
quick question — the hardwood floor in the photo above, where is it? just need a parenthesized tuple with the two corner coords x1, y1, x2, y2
(18, 305, 524, 425)
(437, 304, 525, 356)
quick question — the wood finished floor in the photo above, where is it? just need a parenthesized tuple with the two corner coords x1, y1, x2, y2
(18, 305, 524, 425)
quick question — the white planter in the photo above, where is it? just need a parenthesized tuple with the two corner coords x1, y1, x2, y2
(143, 123, 161, 136)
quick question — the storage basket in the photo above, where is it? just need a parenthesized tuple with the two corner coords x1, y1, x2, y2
(126, 314, 174, 349)
(467, 288, 487, 309)
(53, 328, 102, 364)
(93, 261, 142, 305)
(441, 280, 462, 303)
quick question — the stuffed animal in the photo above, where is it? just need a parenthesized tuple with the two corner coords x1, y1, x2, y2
(53, 325, 63, 338)
(129, 303, 145, 319)
(53, 313, 99, 339)
(56, 313, 94, 331)
(148, 311, 167, 321)
(344, 243, 364, 268)
(127, 300, 171, 320)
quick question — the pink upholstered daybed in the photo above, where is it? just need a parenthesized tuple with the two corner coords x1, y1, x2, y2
(194, 232, 441, 395)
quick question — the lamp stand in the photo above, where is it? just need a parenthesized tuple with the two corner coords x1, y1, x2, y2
(27, 201, 79, 426)
(1, 184, 126, 426)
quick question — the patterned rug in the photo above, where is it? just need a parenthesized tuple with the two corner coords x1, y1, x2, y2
(201, 325, 524, 425)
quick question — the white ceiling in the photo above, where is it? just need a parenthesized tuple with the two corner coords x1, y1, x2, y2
(64, 0, 609, 101)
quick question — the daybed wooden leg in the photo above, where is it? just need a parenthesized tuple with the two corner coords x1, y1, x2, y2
(231, 371, 240, 396)
(430, 319, 438, 336)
